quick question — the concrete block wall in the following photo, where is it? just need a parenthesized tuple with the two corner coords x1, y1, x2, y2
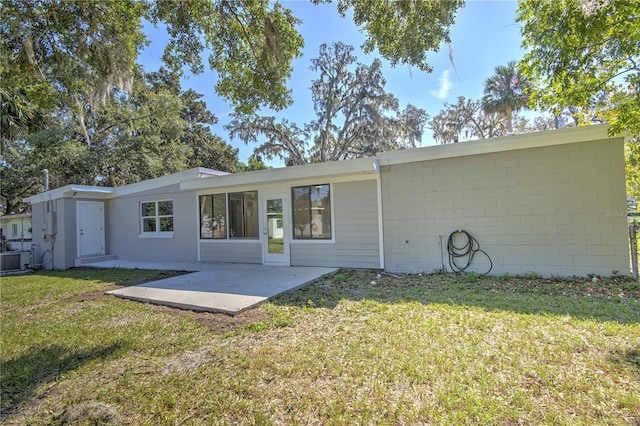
(381, 138, 629, 276)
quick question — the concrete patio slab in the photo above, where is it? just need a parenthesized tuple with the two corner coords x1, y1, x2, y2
(94, 261, 336, 314)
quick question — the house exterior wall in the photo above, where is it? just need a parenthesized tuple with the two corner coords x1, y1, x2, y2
(197, 179, 381, 267)
(30, 198, 89, 269)
(199, 241, 262, 263)
(381, 138, 629, 276)
(30, 203, 46, 267)
(0, 215, 32, 251)
(290, 179, 381, 268)
(108, 184, 198, 263)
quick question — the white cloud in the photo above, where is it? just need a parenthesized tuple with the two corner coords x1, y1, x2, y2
(430, 70, 452, 100)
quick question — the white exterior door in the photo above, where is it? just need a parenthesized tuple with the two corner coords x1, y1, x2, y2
(77, 201, 105, 257)
(262, 193, 290, 265)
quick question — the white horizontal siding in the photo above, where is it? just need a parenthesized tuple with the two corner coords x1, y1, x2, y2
(199, 241, 261, 264)
(291, 180, 380, 269)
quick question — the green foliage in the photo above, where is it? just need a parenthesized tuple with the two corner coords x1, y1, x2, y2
(627, 139, 640, 198)
(150, 0, 304, 114)
(517, 0, 640, 135)
(430, 96, 509, 143)
(0, 69, 241, 214)
(228, 43, 429, 164)
(517, 0, 640, 199)
(334, 0, 465, 72)
(238, 155, 270, 172)
(482, 61, 530, 133)
(1, 0, 464, 211)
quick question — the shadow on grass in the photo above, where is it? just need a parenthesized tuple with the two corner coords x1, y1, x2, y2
(610, 348, 640, 377)
(57, 268, 192, 287)
(270, 269, 640, 324)
(0, 343, 123, 420)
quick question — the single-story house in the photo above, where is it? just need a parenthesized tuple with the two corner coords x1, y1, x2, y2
(24, 125, 630, 276)
(0, 212, 32, 251)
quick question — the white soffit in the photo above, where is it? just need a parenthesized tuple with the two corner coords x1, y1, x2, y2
(376, 124, 616, 166)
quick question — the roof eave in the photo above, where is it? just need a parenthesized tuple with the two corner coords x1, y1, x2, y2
(377, 124, 616, 166)
(181, 157, 379, 191)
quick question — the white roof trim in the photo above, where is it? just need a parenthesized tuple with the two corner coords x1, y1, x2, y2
(181, 157, 379, 191)
(114, 167, 228, 197)
(24, 185, 116, 204)
(24, 126, 617, 205)
(24, 168, 227, 204)
(376, 124, 615, 166)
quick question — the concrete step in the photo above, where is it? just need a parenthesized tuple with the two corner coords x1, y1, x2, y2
(74, 254, 117, 266)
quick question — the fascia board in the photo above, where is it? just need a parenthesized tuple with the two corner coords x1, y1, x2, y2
(23, 168, 226, 204)
(376, 124, 615, 166)
(24, 185, 116, 204)
(181, 157, 379, 191)
(113, 167, 229, 197)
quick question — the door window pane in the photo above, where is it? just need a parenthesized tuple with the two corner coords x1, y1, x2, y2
(267, 198, 284, 254)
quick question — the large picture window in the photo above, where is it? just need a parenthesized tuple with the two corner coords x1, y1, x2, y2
(292, 184, 331, 239)
(199, 194, 227, 239)
(199, 191, 258, 239)
(141, 200, 173, 235)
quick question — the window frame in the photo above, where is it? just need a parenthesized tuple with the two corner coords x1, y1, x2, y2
(140, 200, 174, 238)
(198, 190, 259, 240)
(291, 183, 333, 240)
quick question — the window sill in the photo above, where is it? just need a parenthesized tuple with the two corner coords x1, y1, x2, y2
(139, 232, 174, 239)
(291, 238, 335, 244)
(199, 238, 260, 243)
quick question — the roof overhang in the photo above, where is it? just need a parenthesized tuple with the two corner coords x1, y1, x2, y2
(181, 157, 379, 191)
(377, 124, 617, 166)
(23, 167, 227, 204)
(24, 185, 116, 204)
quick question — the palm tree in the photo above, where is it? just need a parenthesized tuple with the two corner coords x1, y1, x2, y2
(481, 61, 530, 133)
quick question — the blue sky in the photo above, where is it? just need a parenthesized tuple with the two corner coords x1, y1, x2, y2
(140, 0, 526, 165)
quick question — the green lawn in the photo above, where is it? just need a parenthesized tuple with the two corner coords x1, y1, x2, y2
(1, 268, 639, 425)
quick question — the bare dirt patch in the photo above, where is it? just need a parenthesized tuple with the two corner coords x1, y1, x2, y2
(193, 308, 270, 334)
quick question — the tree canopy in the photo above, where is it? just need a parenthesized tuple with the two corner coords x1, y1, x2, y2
(517, 0, 639, 134)
(227, 42, 429, 165)
(0, 68, 241, 214)
(332, 0, 465, 72)
(431, 96, 508, 144)
(517, 0, 640, 197)
(482, 61, 530, 133)
(1, 0, 464, 213)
